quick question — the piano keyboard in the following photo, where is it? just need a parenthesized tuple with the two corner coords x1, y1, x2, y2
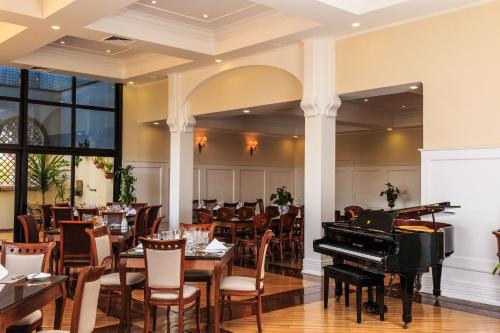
(318, 244, 384, 262)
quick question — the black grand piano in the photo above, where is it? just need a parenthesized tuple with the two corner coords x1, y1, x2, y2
(313, 202, 457, 328)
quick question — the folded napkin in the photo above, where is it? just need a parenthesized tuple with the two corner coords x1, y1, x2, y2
(205, 239, 227, 252)
(0, 264, 8, 281)
(213, 205, 221, 210)
(136, 242, 143, 249)
(128, 208, 136, 215)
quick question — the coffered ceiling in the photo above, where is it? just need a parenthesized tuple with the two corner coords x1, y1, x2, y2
(0, 0, 491, 83)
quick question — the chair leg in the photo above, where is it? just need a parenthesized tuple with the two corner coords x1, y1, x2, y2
(220, 295, 225, 322)
(377, 284, 385, 321)
(178, 302, 183, 333)
(279, 242, 283, 261)
(166, 306, 170, 324)
(256, 294, 263, 333)
(356, 287, 362, 324)
(206, 280, 211, 324)
(196, 295, 201, 333)
(323, 268, 329, 308)
(143, 303, 151, 333)
(106, 289, 112, 315)
(345, 283, 350, 307)
(152, 305, 157, 331)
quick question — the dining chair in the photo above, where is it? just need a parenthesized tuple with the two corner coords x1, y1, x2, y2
(179, 222, 216, 323)
(195, 211, 212, 224)
(264, 206, 280, 219)
(238, 213, 271, 265)
(1, 241, 56, 333)
(220, 230, 273, 333)
(270, 212, 297, 261)
(141, 237, 201, 333)
(243, 201, 258, 210)
(131, 202, 148, 211)
(145, 205, 162, 234)
(203, 199, 217, 209)
(76, 208, 99, 221)
(256, 199, 264, 214)
(16, 215, 40, 243)
(39, 204, 53, 241)
(86, 226, 145, 321)
(100, 211, 125, 225)
(37, 266, 105, 333)
(223, 202, 238, 209)
(216, 208, 235, 221)
(55, 202, 70, 207)
(215, 208, 235, 242)
(344, 205, 364, 221)
(150, 215, 166, 235)
(51, 207, 74, 228)
(59, 221, 93, 277)
(287, 205, 299, 215)
(237, 207, 254, 221)
(132, 206, 149, 246)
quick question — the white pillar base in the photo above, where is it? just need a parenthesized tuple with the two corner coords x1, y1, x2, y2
(302, 255, 333, 276)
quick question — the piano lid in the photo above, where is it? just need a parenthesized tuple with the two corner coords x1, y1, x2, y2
(351, 210, 395, 234)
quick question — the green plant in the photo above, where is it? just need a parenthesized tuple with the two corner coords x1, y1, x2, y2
(116, 165, 137, 203)
(270, 186, 294, 206)
(380, 183, 400, 208)
(28, 154, 70, 204)
(93, 156, 104, 168)
(53, 173, 70, 203)
(493, 263, 500, 275)
(103, 159, 114, 173)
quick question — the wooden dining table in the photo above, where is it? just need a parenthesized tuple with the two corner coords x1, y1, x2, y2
(119, 244, 235, 333)
(0, 276, 67, 333)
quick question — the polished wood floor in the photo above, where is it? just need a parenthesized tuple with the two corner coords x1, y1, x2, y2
(37, 261, 500, 333)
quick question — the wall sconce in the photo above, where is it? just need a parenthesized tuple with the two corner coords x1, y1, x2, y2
(195, 136, 207, 153)
(248, 140, 258, 156)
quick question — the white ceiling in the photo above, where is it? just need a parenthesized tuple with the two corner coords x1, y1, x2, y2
(0, 0, 491, 83)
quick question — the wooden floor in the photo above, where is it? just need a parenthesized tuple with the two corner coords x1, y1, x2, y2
(37, 262, 500, 333)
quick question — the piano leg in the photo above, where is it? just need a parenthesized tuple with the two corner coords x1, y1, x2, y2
(431, 264, 443, 306)
(400, 273, 416, 329)
(335, 280, 343, 300)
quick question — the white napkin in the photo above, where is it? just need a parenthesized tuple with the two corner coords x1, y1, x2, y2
(213, 205, 221, 210)
(205, 239, 227, 252)
(128, 208, 136, 215)
(0, 264, 8, 281)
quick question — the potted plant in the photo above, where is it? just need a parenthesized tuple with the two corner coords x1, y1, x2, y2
(116, 165, 137, 204)
(270, 186, 294, 214)
(28, 154, 70, 204)
(103, 160, 114, 179)
(93, 156, 104, 169)
(380, 183, 400, 208)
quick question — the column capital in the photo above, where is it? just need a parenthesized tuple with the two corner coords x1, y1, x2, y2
(300, 37, 341, 118)
(167, 72, 196, 133)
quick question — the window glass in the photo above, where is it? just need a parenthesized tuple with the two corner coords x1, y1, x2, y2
(0, 100, 19, 144)
(0, 66, 21, 98)
(76, 109, 115, 149)
(28, 71, 72, 103)
(28, 104, 71, 146)
(76, 78, 115, 108)
(0, 152, 16, 229)
(74, 156, 114, 207)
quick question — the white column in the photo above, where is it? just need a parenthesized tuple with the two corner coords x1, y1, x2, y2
(300, 38, 341, 276)
(167, 73, 195, 228)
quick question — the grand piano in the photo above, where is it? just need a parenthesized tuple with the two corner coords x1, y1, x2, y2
(313, 202, 457, 328)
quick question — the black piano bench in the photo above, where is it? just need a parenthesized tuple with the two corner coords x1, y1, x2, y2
(323, 264, 385, 323)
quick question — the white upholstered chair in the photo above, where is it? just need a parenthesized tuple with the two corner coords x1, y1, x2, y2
(1, 241, 56, 333)
(219, 229, 273, 333)
(141, 237, 201, 333)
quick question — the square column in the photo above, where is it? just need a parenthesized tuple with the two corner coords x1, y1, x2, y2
(301, 38, 341, 276)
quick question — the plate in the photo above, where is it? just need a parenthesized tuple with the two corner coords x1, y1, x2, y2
(26, 272, 51, 280)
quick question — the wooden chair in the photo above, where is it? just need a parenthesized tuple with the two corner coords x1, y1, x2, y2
(100, 211, 125, 225)
(238, 207, 254, 221)
(287, 205, 299, 215)
(16, 215, 40, 243)
(243, 201, 258, 210)
(238, 213, 271, 264)
(131, 202, 147, 211)
(76, 208, 99, 221)
(223, 202, 238, 209)
(256, 199, 264, 214)
(39, 204, 53, 240)
(344, 205, 364, 221)
(150, 215, 166, 235)
(265, 206, 280, 218)
(220, 230, 273, 333)
(216, 207, 235, 221)
(2, 241, 56, 333)
(86, 227, 145, 322)
(51, 207, 74, 228)
(192, 200, 199, 208)
(59, 221, 92, 277)
(141, 237, 201, 333)
(54, 202, 70, 207)
(132, 206, 149, 246)
(37, 266, 105, 333)
(203, 199, 217, 209)
(270, 213, 297, 261)
(195, 211, 212, 224)
(145, 205, 162, 234)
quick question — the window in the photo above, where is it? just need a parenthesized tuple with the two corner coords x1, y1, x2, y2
(0, 100, 20, 144)
(76, 78, 115, 108)
(28, 104, 71, 146)
(0, 66, 20, 98)
(76, 109, 115, 149)
(28, 71, 72, 103)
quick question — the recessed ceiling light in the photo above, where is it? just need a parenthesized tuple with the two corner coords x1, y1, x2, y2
(293, 135, 299, 138)
(387, 128, 393, 131)
(51, 25, 61, 30)
(60, 40, 65, 44)
(153, 122, 160, 125)
(203, 14, 209, 19)
(401, 105, 407, 108)
(409, 85, 419, 90)
(352, 22, 361, 28)
(243, 109, 251, 113)
(106, 49, 111, 53)
(151, 0, 157, 4)
(363, 98, 369, 102)
(215, 59, 222, 63)
(127, 81, 134, 85)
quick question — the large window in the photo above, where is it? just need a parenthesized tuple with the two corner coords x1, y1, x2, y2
(0, 66, 122, 239)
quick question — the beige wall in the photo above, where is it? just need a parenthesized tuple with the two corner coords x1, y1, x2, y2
(336, 1, 500, 149)
(0, 191, 15, 230)
(190, 66, 302, 115)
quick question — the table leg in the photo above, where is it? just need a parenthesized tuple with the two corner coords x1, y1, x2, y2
(0, 319, 6, 333)
(214, 262, 222, 333)
(54, 283, 67, 329)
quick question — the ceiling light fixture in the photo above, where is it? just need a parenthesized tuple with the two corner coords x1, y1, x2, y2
(151, 0, 157, 4)
(153, 122, 159, 125)
(127, 81, 134, 85)
(106, 49, 111, 53)
(203, 14, 209, 19)
(409, 85, 419, 90)
(401, 105, 407, 108)
(51, 25, 61, 30)
(364, 98, 369, 102)
(293, 135, 299, 138)
(243, 109, 251, 113)
(215, 59, 222, 63)
(387, 128, 393, 131)
(352, 22, 361, 28)
(60, 40, 65, 44)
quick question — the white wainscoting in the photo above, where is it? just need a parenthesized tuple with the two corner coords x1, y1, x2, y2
(420, 148, 500, 306)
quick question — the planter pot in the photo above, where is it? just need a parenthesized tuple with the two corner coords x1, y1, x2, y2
(96, 163, 104, 169)
(104, 172, 113, 179)
(388, 200, 395, 209)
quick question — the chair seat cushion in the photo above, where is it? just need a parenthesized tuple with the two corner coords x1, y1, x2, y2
(184, 269, 212, 281)
(12, 310, 42, 326)
(101, 272, 145, 286)
(324, 264, 384, 286)
(151, 284, 199, 301)
(221, 276, 263, 291)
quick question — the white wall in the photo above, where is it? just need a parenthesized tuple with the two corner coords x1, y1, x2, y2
(420, 148, 500, 306)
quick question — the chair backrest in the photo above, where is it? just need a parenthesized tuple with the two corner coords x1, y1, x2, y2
(217, 207, 235, 221)
(86, 226, 113, 268)
(280, 212, 297, 235)
(256, 199, 264, 213)
(287, 205, 299, 215)
(265, 206, 280, 218)
(133, 206, 149, 245)
(192, 200, 199, 209)
(196, 212, 212, 224)
(17, 214, 39, 243)
(344, 205, 364, 220)
(238, 207, 254, 221)
(195, 208, 212, 216)
(180, 223, 215, 241)
(223, 202, 238, 208)
(70, 266, 105, 333)
(141, 238, 186, 292)
(151, 215, 166, 235)
(60, 221, 92, 263)
(145, 205, 162, 229)
(100, 211, 125, 225)
(55, 202, 70, 207)
(52, 207, 74, 227)
(253, 213, 271, 240)
(203, 199, 217, 209)
(243, 201, 257, 210)
(40, 204, 53, 229)
(255, 230, 273, 289)
(131, 202, 147, 211)
(76, 208, 99, 221)
(1, 241, 55, 274)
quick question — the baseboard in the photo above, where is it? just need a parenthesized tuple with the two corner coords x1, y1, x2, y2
(0, 228, 13, 232)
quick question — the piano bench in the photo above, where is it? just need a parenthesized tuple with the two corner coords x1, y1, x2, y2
(323, 264, 385, 323)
